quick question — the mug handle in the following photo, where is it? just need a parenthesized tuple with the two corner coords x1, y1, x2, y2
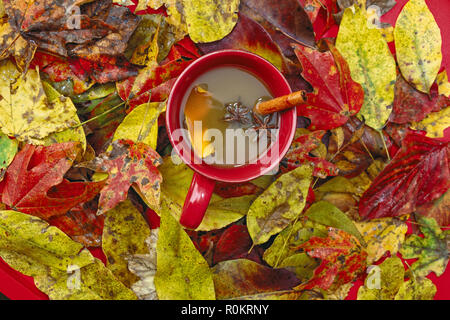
(180, 172, 216, 229)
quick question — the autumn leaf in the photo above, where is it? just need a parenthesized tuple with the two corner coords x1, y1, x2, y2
(102, 200, 151, 288)
(0, 142, 104, 220)
(295, 228, 367, 291)
(400, 216, 449, 278)
(212, 259, 301, 300)
(280, 129, 339, 178)
(394, 277, 437, 300)
(0, 60, 79, 144)
(410, 106, 450, 138)
(436, 70, 450, 97)
(0, 210, 137, 300)
(293, 43, 364, 130)
(336, 5, 396, 130)
(154, 207, 215, 300)
(359, 132, 449, 220)
(79, 139, 163, 214)
(355, 217, 408, 264)
(390, 73, 449, 124)
(394, 0, 442, 94)
(0, 133, 17, 181)
(247, 165, 313, 245)
(415, 189, 450, 227)
(357, 256, 405, 300)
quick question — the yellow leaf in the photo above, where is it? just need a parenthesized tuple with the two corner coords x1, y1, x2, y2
(155, 207, 215, 299)
(394, 277, 436, 300)
(336, 5, 396, 130)
(0, 60, 79, 144)
(410, 106, 450, 138)
(437, 70, 450, 97)
(113, 102, 166, 150)
(102, 200, 152, 288)
(355, 217, 408, 264)
(0, 210, 137, 300)
(394, 0, 442, 93)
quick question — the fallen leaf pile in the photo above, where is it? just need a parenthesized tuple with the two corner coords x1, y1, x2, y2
(0, 0, 448, 300)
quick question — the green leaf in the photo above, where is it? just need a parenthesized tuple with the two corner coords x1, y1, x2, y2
(357, 256, 405, 300)
(399, 216, 449, 277)
(394, 277, 437, 300)
(247, 165, 313, 245)
(336, 5, 396, 130)
(154, 207, 215, 300)
(0, 132, 17, 181)
(394, 0, 442, 93)
(304, 201, 364, 245)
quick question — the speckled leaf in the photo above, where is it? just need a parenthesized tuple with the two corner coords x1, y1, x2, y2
(78, 139, 162, 215)
(102, 200, 151, 288)
(394, 0, 442, 93)
(0, 60, 79, 144)
(336, 5, 396, 129)
(212, 259, 300, 300)
(410, 106, 450, 138)
(0, 132, 17, 181)
(400, 216, 449, 277)
(394, 277, 437, 300)
(355, 217, 408, 264)
(247, 165, 313, 245)
(416, 189, 450, 227)
(293, 43, 364, 130)
(357, 256, 405, 300)
(112, 102, 166, 151)
(154, 207, 215, 300)
(437, 70, 450, 97)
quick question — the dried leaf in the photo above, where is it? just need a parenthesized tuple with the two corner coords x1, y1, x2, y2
(247, 165, 313, 245)
(394, 0, 442, 93)
(154, 207, 215, 300)
(102, 200, 151, 288)
(400, 216, 449, 277)
(336, 5, 396, 129)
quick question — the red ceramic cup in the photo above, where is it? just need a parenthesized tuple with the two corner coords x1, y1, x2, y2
(166, 50, 296, 229)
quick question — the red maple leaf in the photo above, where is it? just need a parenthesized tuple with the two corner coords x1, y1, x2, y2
(79, 139, 162, 214)
(0, 142, 105, 220)
(359, 132, 450, 220)
(294, 43, 364, 130)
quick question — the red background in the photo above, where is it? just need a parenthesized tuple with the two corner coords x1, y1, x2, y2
(0, 0, 449, 300)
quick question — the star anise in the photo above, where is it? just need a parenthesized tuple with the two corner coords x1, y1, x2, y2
(223, 102, 251, 124)
(251, 112, 278, 143)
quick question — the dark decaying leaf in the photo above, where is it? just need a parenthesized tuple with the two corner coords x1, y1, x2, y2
(359, 132, 450, 220)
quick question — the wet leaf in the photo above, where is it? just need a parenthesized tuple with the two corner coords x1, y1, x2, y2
(410, 106, 450, 138)
(336, 5, 396, 129)
(155, 207, 215, 300)
(0, 60, 79, 144)
(357, 256, 405, 300)
(0, 210, 137, 300)
(355, 217, 408, 264)
(400, 216, 449, 277)
(212, 259, 300, 300)
(359, 132, 449, 219)
(0, 142, 104, 220)
(295, 228, 367, 291)
(78, 139, 163, 214)
(394, 0, 442, 93)
(102, 200, 151, 288)
(394, 277, 437, 300)
(247, 165, 313, 245)
(293, 43, 364, 130)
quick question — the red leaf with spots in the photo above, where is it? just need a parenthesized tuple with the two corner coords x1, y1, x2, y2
(281, 130, 339, 178)
(390, 74, 450, 124)
(213, 181, 263, 198)
(295, 228, 367, 291)
(359, 132, 450, 220)
(79, 139, 162, 214)
(0, 143, 105, 220)
(294, 43, 364, 130)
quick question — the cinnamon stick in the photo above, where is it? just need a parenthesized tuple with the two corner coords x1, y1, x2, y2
(253, 90, 307, 115)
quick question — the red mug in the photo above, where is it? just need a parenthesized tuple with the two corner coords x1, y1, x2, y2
(166, 50, 296, 229)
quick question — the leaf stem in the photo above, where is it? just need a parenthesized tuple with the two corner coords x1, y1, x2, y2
(378, 130, 391, 161)
(70, 100, 126, 129)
